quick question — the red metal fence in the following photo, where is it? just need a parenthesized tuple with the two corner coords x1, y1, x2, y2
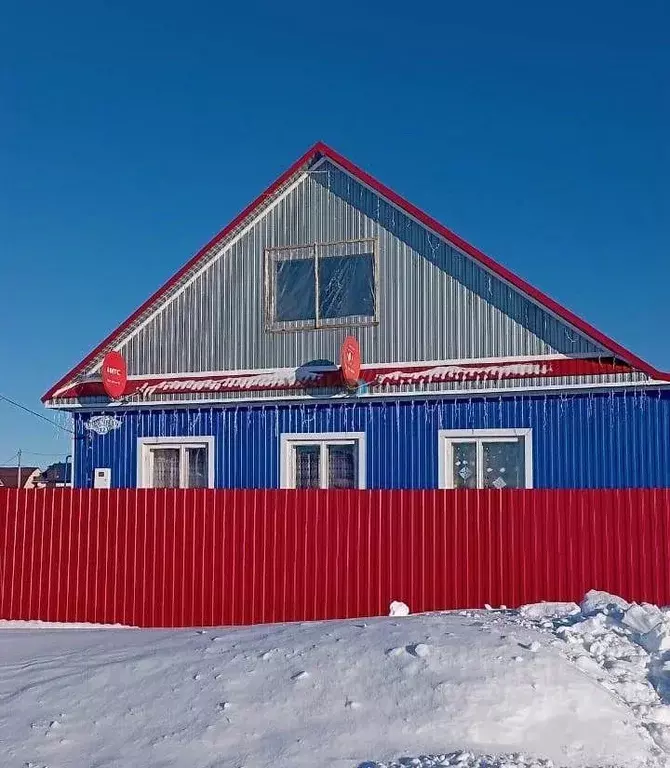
(1, 489, 669, 627)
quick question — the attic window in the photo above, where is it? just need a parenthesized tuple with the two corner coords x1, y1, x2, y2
(266, 239, 377, 330)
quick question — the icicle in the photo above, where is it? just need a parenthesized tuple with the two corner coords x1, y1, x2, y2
(497, 396, 503, 428)
(274, 405, 279, 438)
(427, 235, 440, 261)
(638, 388, 647, 411)
(395, 400, 401, 439)
(53, 411, 64, 441)
(305, 405, 317, 429)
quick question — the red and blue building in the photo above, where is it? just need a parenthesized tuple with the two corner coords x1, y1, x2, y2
(43, 143, 670, 490)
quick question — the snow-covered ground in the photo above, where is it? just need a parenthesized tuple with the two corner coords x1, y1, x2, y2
(1, 592, 670, 768)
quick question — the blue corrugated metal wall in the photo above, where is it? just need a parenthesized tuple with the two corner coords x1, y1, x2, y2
(73, 388, 670, 489)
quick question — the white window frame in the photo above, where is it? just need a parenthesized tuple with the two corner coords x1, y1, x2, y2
(137, 436, 215, 489)
(280, 432, 366, 489)
(437, 428, 533, 489)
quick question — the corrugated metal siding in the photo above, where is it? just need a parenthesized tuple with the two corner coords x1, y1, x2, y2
(3, 487, 670, 625)
(74, 388, 670, 490)
(117, 161, 608, 380)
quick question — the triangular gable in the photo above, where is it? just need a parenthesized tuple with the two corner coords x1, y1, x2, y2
(43, 142, 667, 401)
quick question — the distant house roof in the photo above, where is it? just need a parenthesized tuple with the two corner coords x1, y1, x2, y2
(39, 461, 72, 486)
(0, 467, 40, 489)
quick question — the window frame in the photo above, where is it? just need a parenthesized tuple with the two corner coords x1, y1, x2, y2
(137, 436, 215, 489)
(280, 432, 366, 489)
(265, 238, 379, 332)
(437, 428, 533, 489)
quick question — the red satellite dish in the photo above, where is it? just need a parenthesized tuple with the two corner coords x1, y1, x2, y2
(101, 351, 127, 400)
(340, 336, 361, 388)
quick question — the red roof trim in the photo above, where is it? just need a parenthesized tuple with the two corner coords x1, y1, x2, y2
(53, 357, 635, 400)
(43, 141, 668, 401)
(42, 142, 324, 402)
(320, 144, 668, 381)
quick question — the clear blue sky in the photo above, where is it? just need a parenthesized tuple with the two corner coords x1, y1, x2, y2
(0, 0, 668, 467)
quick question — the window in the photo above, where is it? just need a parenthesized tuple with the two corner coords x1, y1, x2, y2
(280, 433, 366, 489)
(438, 429, 532, 489)
(137, 437, 214, 488)
(266, 239, 377, 330)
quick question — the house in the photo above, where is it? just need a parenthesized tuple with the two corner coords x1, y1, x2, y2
(0, 467, 42, 489)
(37, 461, 73, 488)
(43, 142, 670, 490)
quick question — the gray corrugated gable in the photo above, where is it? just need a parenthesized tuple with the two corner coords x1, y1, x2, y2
(114, 160, 605, 377)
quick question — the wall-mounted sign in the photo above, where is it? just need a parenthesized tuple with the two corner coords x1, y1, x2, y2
(84, 415, 122, 436)
(340, 336, 361, 388)
(101, 352, 127, 400)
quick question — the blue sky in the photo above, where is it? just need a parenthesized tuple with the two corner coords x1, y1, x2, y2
(0, 0, 668, 466)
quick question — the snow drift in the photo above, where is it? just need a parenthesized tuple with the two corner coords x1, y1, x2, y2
(1, 591, 670, 767)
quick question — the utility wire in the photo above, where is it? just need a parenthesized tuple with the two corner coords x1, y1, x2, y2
(0, 452, 18, 466)
(0, 393, 74, 434)
(20, 450, 71, 457)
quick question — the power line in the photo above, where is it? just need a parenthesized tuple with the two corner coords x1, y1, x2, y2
(0, 393, 74, 434)
(20, 450, 71, 457)
(0, 452, 18, 466)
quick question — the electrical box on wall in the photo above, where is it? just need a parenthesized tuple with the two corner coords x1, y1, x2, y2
(93, 468, 111, 489)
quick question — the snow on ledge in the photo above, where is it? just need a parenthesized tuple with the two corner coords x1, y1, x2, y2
(0, 619, 133, 629)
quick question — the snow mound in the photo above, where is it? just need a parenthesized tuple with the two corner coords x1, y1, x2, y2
(490, 590, 670, 760)
(361, 751, 554, 767)
(518, 602, 579, 621)
(389, 600, 410, 616)
(580, 589, 630, 617)
(1, 599, 664, 768)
